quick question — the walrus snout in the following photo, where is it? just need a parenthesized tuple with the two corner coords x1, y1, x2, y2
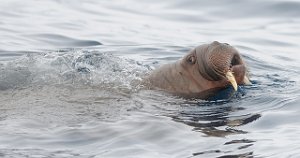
(145, 41, 250, 99)
(195, 42, 241, 81)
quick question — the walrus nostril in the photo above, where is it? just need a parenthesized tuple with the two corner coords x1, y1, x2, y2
(231, 54, 241, 66)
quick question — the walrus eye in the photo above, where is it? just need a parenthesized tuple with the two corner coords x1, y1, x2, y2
(187, 56, 196, 65)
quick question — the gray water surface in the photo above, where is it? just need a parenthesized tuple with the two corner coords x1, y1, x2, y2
(0, 0, 300, 157)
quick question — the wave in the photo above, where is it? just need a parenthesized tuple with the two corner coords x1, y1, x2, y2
(0, 50, 150, 91)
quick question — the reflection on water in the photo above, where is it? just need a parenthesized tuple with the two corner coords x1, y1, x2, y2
(0, 0, 300, 157)
(171, 105, 261, 137)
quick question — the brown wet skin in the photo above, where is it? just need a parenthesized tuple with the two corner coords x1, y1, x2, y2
(144, 41, 250, 99)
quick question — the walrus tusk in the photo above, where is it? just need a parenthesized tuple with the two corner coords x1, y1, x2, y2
(243, 76, 251, 85)
(226, 71, 238, 91)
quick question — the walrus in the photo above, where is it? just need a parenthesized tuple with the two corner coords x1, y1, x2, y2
(144, 41, 250, 99)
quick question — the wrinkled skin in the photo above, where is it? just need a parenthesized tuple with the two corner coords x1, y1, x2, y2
(144, 41, 250, 99)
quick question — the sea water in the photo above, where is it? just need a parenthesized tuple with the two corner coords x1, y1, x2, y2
(0, 0, 300, 157)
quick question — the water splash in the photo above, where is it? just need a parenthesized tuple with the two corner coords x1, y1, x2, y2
(0, 50, 150, 92)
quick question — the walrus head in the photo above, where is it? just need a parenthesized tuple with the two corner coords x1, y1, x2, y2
(146, 41, 250, 99)
(181, 41, 250, 91)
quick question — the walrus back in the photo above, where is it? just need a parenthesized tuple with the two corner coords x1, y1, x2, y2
(146, 63, 178, 91)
